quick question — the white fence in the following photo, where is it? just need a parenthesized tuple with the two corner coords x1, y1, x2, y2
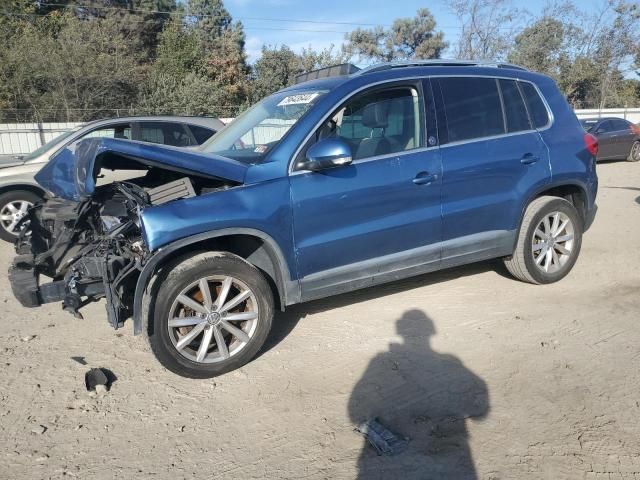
(1, 108, 639, 156)
(575, 108, 640, 124)
(0, 122, 83, 156)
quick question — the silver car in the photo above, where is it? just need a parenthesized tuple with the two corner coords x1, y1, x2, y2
(0, 116, 224, 241)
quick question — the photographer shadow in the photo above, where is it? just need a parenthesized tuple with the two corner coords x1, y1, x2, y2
(348, 309, 490, 479)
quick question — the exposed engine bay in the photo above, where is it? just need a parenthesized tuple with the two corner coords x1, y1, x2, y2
(9, 164, 234, 330)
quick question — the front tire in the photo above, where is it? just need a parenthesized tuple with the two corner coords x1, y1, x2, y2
(504, 196, 583, 284)
(148, 252, 274, 378)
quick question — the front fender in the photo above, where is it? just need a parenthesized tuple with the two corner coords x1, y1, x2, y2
(132, 228, 299, 335)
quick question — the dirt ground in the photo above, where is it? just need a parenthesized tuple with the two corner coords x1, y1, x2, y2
(0, 160, 639, 480)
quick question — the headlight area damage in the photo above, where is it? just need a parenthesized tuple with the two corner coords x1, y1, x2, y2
(8, 137, 246, 330)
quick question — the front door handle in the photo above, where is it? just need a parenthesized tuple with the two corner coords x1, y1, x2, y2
(520, 153, 540, 165)
(413, 171, 437, 185)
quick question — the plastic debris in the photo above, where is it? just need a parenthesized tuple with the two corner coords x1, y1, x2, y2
(71, 356, 87, 365)
(84, 368, 117, 392)
(355, 418, 409, 456)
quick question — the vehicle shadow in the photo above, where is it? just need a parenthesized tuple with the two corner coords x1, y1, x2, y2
(349, 309, 489, 479)
(259, 260, 505, 356)
(600, 186, 640, 205)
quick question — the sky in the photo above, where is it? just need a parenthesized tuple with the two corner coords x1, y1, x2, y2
(223, 0, 608, 64)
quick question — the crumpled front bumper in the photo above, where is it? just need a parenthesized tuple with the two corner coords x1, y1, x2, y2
(8, 254, 42, 308)
(8, 251, 104, 310)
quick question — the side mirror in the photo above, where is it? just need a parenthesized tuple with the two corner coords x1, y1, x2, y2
(298, 138, 352, 172)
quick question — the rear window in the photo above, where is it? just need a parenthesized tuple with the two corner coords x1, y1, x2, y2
(139, 122, 192, 147)
(438, 77, 504, 142)
(519, 82, 549, 128)
(499, 79, 531, 133)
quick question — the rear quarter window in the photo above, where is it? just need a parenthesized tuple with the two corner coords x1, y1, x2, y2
(519, 82, 549, 128)
(499, 79, 531, 133)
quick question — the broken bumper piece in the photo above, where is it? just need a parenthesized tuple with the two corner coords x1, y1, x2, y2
(9, 253, 104, 310)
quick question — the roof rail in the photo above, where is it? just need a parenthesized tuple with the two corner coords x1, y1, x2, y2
(294, 63, 361, 84)
(359, 59, 528, 74)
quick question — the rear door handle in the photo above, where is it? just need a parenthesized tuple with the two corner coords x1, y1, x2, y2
(520, 153, 539, 165)
(413, 171, 437, 185)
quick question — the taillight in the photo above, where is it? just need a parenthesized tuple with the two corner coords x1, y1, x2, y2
(631, 124, 640, 135)
(584, 133, 598, 156)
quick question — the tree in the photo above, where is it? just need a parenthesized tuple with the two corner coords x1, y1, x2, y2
(249, 44, 351, 102)
(344, 8, 446, 61)
(449, 0, 524, 61)
(506, 1, 640, 108)
(250, 45, 301, 101)
(42, 0, 178, 60)
(0, 13, 144, 122)
(298, 44, 350, 72)
(508, 17, 566, 77)
(141, 0, 249, 117)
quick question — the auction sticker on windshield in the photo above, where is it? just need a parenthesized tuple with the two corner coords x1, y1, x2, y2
(277, 92, 321, 107)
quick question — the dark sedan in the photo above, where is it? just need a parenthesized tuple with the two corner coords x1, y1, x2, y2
(580, 117, 640, 162)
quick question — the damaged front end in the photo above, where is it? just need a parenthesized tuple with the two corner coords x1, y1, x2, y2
(9, 137, 246, 330)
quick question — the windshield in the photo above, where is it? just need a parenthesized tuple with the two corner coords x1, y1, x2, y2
(200, 89, 326, 163)
(23, 128, 80, 161)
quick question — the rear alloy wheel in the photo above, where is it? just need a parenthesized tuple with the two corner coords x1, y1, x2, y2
(149, 252, 273, 378)
(628, 141, 640, 162)
(531, 211, 576, 274)
(0, 190, 41, 242)
(504, 196, 583, 284)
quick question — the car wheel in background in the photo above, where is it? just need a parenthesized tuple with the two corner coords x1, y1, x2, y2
(504, 196, 583, 285)
(149, 252, 274, 378)
(628, 141, 640, 162)
(0, 190, 41, 242)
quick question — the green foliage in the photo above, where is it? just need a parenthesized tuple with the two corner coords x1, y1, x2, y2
(0, 13, 144, 122)
(508, 1, 640, 108)
(250, 45, 301, 101)
(299, 44, 350, 72)
(0, 0, 639, 120)
(345, 8, 447, 61)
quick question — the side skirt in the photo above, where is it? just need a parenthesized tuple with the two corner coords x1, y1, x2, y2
(299, 230, 516, 303)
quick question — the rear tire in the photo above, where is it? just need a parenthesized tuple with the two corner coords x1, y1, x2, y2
(628, 141, 640, 162)
(148, 252, 274, 378)
(504, 196, 583, 284)
(0, 189, 41, 243)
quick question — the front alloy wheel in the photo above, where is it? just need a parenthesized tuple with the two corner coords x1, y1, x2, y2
(149, 252, 274, 378)
(167, 276, 260, 364)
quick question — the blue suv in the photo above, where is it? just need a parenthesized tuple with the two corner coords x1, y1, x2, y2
(9, 61, 598, 378)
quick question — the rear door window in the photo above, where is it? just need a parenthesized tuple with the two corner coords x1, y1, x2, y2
(499, 79, 531, 133)
(138, 122, 193, 147)
(609, 119, 630, 132)
(437, 77, 505, 143)
(84, 123, 132, 140)
(519, 82, 549, 128)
